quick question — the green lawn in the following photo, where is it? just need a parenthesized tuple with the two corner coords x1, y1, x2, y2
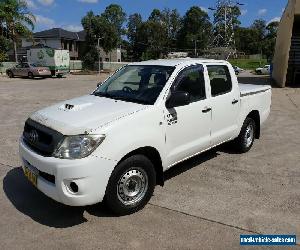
(228, 59, 268, 70)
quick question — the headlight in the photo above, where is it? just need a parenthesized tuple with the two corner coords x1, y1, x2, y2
(53, 134, 105, 159)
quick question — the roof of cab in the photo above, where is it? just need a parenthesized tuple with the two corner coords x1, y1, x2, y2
(129, 58, 228, 67)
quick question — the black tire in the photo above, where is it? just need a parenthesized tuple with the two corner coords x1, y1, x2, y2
(105, 154, 156, 215)
(256, 70, 262, 75)
(7, 71, 14, 78)
(28, 72, 34, 79)
(57, 74, 63, 78)
(234, 117, 256, 153)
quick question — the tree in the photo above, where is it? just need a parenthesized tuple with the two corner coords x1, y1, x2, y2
(178, 6, 212, 55)
(101, 4, 126, 46)
(235, 27, 258, 54)
(0, 36, 12, 61)
(0, 0, 35, 62)
(81, 4, 126, 69)
(264, 21, 279, 60)
(250, 19, 267, 56)
(235, 19, 279, 60)
(161, 8, 182, 50)
(127, 13, 144, 61)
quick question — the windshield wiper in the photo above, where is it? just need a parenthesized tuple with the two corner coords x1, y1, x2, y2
(109, 96, 151, 105)
(94, 92, 151, 105)
(93, 92, 113, 98)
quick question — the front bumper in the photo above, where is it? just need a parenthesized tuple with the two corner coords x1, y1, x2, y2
(19, 138, 116, 206)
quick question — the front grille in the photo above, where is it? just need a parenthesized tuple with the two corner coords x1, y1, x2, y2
(39, 170, 55, 184)
(23, 119, 64, 157)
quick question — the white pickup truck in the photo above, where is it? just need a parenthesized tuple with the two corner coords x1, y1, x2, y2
(20, 59, 271, 215)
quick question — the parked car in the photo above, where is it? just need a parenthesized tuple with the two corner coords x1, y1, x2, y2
(20, 59, 272, 215)
(255, 65, 270, 75)
(6, 62, 51, 79)
(233, 66, 244, 75)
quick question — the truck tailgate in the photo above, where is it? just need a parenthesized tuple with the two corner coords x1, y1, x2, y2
(239, 83, 271, 97)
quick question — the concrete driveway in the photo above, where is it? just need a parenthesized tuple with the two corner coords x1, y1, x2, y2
(0, 75, 299, 249)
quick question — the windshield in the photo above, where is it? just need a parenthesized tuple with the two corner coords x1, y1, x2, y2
(93, 65, 175, 105)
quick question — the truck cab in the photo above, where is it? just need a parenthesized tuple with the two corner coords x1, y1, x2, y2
(19, 59, 271, 215)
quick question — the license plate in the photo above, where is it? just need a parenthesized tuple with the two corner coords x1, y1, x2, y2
(23, 166, 38, 187)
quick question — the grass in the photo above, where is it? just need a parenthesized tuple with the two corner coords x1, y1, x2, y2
(228, 59, 268, 70)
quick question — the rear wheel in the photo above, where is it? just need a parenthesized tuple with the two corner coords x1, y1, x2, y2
(28, 72, 34, 79)
(57, 74, 63, 78)
(105, 155, 156, 215)
(234, 117, 256, 153)
(7, 71, 14, 78)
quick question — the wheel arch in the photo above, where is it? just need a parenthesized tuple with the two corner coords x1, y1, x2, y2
(246, 110, 260, 139)
(117, 146, 164, 187)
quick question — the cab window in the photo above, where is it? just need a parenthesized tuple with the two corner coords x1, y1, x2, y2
(172, 65, 206, 103)
(207, 65, 232, 97)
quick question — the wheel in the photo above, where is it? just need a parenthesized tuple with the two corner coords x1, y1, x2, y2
(234, 117, 256, 153)
(57, 74, 63, 78)
(28, 72, 34, 79)
(7, 71, 14, 78)
(105, 155, 156, 215)
(256, 70, 262, 75)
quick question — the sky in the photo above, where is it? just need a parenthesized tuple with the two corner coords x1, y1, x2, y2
(25, 0, 288, 32)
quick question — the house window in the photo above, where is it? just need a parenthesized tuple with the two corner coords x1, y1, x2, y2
(105, 58, 109, 62)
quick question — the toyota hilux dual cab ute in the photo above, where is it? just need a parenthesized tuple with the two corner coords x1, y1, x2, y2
(20, 59, 271, 215)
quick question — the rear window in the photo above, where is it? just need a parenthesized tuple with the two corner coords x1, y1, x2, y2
(207, 65, 232, 97)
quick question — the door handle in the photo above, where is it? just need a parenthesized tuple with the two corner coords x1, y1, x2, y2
(232, 99, 239, 104)
(202, 107, 212, 113)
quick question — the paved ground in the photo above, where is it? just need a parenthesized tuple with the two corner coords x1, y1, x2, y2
(0, 74, 299, 249)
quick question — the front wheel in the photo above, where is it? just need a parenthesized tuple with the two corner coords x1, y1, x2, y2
(7, 71, 14, 78)
(28, 72, 34, 79)
(234, 117, 256, 153)
(105, 155, 156, 215)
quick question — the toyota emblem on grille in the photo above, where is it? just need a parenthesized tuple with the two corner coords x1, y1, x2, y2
(29, 130, 39, 143)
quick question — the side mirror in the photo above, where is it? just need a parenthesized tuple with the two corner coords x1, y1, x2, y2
(97, 82, 102, 87)
(166, 91, 190, 109)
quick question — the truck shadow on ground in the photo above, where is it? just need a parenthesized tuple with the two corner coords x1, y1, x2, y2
(3, 167, 116, 228)
(3, 146, 235, 228)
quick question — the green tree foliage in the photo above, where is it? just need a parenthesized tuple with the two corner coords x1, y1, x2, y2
(235, 19, 279, 60)
(127, 13, 144, 61)
(0, 0, 35, 62)
(177, 6, 212, 54)
(81, 3, 278, 63)
(0, 35, 12, 61)
(81, 4, 126, 69)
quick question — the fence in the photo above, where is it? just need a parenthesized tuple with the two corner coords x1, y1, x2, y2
(0, 62, 17, 74)
(0, 61, 128, 75)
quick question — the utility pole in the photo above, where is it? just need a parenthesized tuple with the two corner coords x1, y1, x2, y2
(194, 39, 198, 57)
(208, 0, 244, 49)
(96, 37, 103, 75)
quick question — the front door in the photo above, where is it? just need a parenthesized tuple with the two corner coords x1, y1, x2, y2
(14, 64, 22, 76)
(164, 65, 212, 167)
(21, 63, 30, 76)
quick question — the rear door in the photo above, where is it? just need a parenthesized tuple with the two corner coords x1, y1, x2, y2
(164, 65, 212, 167)
(207, 64, 239, 145)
